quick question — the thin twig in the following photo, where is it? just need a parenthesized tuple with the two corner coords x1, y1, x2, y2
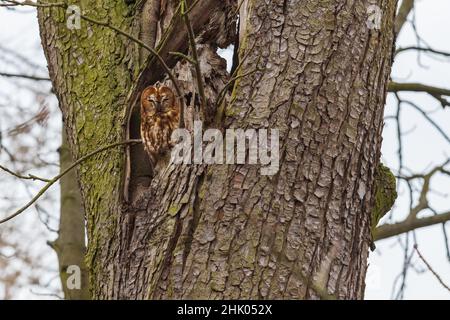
(0, 164, 50, 182)
(0, 0, 65, 7)
(168, 51, 196, 64)
(396, 46, 450, 58)
(388, 82, 450, 108)
(181, 0, 206, 122)
(215, 69, 257, 110)
(394, 93, 404, 174)
(0, 139, 141, 225)
(414, 244, 450, 293)
(0, 72, 50, 81)
(402, 100, 450, 144)
(214, 42, 257, 113)
(77, 8, 183, 100)
(29, 289, 63, 300)
(0, 0, 183, 100)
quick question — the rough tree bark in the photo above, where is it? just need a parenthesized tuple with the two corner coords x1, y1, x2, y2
(38, 0, 397, 299)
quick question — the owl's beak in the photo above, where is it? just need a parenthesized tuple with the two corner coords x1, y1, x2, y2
(155, 101, 163, 113)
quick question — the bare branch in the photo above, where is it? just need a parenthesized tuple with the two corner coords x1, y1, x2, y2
(0, 72, 50, 81)
(0, 139, 141, 225)
(75, 5, 183, 100)
(414, 244, 450, 293)
(0, 0, 183, 99)
(395, 0, 414, 34)
(388, 82, 450, 98)
(215, 69, 257, 110)
(394, 94, 404, 174)
(214, 41, 258, 123)
(29, 288, 63, 299)
(181, 0, 206, 122)
(168, 51, 196, 65)
(375, 160, 450, 241)
(388, 82, 450, 108)
(375, 211, 450, 241)
(402, 100, 450, 144)
(0, 164, 50, 182)
(396, 46, 450, 58)
(0, 0, 65, 7)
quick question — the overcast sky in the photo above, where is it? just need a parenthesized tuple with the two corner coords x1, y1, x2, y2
(1, 1, 450, 299)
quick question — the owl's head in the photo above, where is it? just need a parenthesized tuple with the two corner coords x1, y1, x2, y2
(141, 85, 177, 116)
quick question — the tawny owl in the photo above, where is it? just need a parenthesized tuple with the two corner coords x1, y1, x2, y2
(140, 85, 180, 169)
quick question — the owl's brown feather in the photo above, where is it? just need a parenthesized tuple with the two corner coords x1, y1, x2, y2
(140, 85, 180, 170)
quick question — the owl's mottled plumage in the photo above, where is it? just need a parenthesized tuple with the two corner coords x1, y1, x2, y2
(140, 85, 180, 169)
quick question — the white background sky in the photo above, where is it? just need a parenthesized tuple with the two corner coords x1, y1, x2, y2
(1, 1, 450, 300)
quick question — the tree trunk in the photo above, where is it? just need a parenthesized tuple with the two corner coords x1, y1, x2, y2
(38, 0, 397, 299)
(49, 129, 90, 300)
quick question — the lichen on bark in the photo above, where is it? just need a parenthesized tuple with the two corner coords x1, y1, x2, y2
(370, 163, 398, 250)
